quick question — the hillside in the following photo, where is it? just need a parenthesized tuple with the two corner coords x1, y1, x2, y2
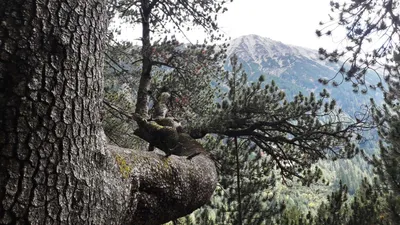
(226, 34, 383, 116)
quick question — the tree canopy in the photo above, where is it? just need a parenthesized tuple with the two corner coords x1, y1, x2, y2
(317, 0, 400, 92)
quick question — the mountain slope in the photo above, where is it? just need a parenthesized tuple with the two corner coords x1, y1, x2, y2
(226, 34, 383, 117)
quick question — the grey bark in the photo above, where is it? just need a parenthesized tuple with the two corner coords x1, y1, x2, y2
(0, 0, 218, 224)
(134, 0, 153, 119)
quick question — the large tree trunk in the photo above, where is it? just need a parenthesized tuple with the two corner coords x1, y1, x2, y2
(0, 0, 217, 224)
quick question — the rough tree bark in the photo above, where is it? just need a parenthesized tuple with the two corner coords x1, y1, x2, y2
(0, 0, 217, 224)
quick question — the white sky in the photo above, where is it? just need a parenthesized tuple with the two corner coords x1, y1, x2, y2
(216, 0, 340, 49)
(118, 0, 345, 50)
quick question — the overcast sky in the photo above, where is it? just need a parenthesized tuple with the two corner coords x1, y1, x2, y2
(119, 0, 345, 50)
(216, 0, 338, 49)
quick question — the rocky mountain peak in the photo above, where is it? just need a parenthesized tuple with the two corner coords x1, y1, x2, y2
(227, 34, 319, 64)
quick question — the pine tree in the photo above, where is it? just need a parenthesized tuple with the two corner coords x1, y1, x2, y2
(348, 178, 391, 225)
(317, 0, 400, 92)
(371, 79, 400, 222)
(213, 138, 282, 225)
(314, 181, 349, 225)
(319, 1, 400, 223)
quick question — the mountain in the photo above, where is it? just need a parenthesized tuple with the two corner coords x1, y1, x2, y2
(226, 34, 325, 75)
(226, 34, 383, 117)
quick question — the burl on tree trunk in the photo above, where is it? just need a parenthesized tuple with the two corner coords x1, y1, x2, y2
(0, 0, 217, 224)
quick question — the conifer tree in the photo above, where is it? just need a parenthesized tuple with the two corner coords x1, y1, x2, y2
(278, 182, 349, 225)
(317, 0, 400, 92)
(371, 74, 400, 222)
(319, 1, 400, 222)
(347, 178, 391, 225)
(211, 138, 282, 225)
(198, 56, 369, 184)
(314, 181, 349, 225)
(285, 179, 392, 225)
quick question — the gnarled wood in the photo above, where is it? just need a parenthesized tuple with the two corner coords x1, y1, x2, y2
(109, 145, 217, 225)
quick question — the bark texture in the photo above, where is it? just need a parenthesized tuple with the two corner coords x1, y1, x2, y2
(110, 145, 217, 225)
(0, 0, 217, 224)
